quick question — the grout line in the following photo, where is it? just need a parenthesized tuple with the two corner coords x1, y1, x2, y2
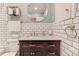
(53, 33, 79, 44)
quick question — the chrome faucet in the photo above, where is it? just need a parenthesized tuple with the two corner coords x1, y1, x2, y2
(33, 32, 35, 36)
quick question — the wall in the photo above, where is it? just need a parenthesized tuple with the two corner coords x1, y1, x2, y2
(53, 3, 79, 56)
(0, 4, 8, 52)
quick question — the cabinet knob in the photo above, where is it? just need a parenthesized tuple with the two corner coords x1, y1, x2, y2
(29, 45, 36, 47)
(31, 52, 35, 55)
(49, 52, 55, 55)
(49, 44, 55, 47)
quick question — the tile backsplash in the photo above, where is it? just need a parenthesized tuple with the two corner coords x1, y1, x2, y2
(21, 23, 53, 37)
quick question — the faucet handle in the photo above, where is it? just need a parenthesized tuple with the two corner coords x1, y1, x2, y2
(48, 30, 53, 36)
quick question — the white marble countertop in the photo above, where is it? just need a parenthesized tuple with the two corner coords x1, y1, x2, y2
(19, 36, 61, 40)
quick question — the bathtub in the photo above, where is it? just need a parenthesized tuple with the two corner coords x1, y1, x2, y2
(0, 49, 5, 55)
(1, 52, 18, 56)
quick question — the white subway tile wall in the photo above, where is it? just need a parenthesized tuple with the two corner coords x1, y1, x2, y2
(0, 4, 19, 53)
(52, 17, 79, 56)
(0, 3, 79, 56)
(0, 4, 8, 51)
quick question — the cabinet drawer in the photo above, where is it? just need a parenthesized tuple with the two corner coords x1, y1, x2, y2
(20, 42, 45, 46)
(46, 42, 60, 46)
(19, 40, 61, 56)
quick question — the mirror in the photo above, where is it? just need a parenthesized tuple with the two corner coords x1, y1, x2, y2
(27, 3, 55, 23)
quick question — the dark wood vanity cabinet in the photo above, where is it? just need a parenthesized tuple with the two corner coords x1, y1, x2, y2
(19, 40, 61, 56)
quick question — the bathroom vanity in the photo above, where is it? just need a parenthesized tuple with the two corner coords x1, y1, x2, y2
(19, 40, 61, 56)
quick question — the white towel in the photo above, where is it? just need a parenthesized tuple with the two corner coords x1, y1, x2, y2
(8, 8, 13, 15)
(15, 8, 20, 16)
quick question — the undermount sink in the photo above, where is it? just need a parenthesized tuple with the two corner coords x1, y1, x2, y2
(19, 36, 57, 40)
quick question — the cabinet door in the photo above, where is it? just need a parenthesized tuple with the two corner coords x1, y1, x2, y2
(44, 42, 60, 56)
(23, 47, 31, 56)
